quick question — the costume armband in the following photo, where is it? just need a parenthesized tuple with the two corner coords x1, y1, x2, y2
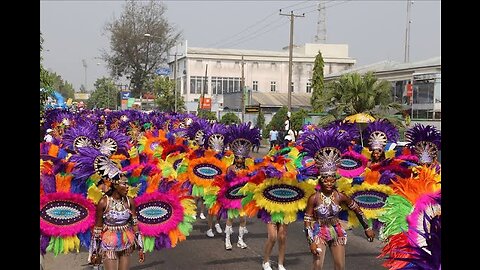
(132, 216, 138, 226)
(348, 200, 370, 229)
(135, 232, 144, 250)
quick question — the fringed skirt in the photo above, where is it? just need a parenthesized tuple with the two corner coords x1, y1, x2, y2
(312, 221, 347, 246)
(100, 224, 136, 260)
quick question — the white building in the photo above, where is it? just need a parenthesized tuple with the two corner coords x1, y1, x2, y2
(167, 42, 355, 121)
(325, 56, 441, 131)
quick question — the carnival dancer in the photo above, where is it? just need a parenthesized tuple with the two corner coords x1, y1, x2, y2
(302, 128, 375, 270)
(221, 123, 261, 250)
(90, 173, 145, 270)
(405, 123, 441, 172)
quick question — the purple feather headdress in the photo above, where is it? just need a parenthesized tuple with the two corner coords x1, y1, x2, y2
(98, 130, 130, 156)
(227, 123, 261, 158)
(205, 123, 228, 152)
(405, 124, 441, 165)
(301, 128, 350, 176)
(61, 122, 99, 153)
(186, 118, 211, 147)
(43, 109, 73, 131)
(70, 146, 122, 182)
(363, 119, 399, 150)
(325, 120, 360, 142)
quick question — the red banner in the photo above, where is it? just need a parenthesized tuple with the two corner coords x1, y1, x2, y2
(406, 83, 413, 97)
(200, 97, 211, 109)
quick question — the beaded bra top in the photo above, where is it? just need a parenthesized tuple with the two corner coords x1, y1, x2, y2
(314, 192, 342, 220)
(103, 196, 131, 227)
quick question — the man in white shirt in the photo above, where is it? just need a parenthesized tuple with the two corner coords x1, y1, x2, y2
(44, 129, 54, 143)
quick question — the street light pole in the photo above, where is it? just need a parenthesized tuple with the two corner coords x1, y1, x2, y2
(280, 10, 305, 114)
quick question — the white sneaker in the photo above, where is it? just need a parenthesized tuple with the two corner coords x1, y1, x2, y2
(278, 264, 287, 270)
(206, 229, 214, 238)
(215, 223, 223, 234)
(262, 261, 272, 270)
(237, 238, 248, 249)
(225, 238, 232, 250)
(199, 213, 206, 220)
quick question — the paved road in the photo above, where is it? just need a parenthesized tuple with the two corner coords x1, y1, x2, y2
(42, 145, 386, 270)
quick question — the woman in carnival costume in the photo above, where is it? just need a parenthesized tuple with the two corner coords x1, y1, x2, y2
(202, 123, 230, 238)
(222, 123, 261, 250)
(362, 119, 399, 168)
(240, 136, 315, 270)
(90, 172, 145, 270)
(405, 124, 441, 172)
(302, 128, 376, 270)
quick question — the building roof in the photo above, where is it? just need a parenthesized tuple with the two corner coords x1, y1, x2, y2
(325, 56, 441, 78)
(251, 92, 312, 108)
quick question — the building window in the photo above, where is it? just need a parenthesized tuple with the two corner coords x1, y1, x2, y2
(190, 76, 207, 94)
(306, 80, 312, 93)
(392, 81, 408, 104)
(413, 80, 434, 104)
(270, 81, 276, 92)
(253, 81, 258, 91)
(234, 78, 240, 93)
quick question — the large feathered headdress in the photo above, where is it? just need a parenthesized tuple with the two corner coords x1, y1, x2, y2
(205, 123, 228, 152)
(70, 146, 123, 183)
(324, 120, 360, 143)
(186, 118, 211, 147)
(227, 123, 261, 158)
(363, 119, 399, 150)
(61, 122, 99, 153)
(301, 128, 350, 176)
(405, 124, 441, 165)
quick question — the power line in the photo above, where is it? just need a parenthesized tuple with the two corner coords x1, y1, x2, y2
(207, 12, 277, 48)
(221, 17, 287, 49)
(207, 1, 311, 48)
(226, 18, 289, 49)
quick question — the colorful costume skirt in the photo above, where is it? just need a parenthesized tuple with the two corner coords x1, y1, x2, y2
(101, 224, 136, 259)
(312, 219, 347, 246)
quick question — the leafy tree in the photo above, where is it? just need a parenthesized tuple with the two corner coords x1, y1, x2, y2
(291, 109, 308, 131)
(103, 0, 182, 98)
(47, 73, 75, 99)
(86, 77, 118, 109)
(220, 112, 240, 125)
(79, 85, 87, 93)
(262, 106, 286, 138)
(310, 50, 325, 112)
(318, 72, 403, 127)
(150, 76, 185, 112)
(197, 110, 217, 121)
(256, 110, 265, 130)
(40, 32, 54, 116)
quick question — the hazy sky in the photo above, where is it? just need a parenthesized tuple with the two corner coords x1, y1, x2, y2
(40, 0, 441, 91)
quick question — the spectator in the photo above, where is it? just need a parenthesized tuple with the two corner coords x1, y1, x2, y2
(269, 128, 278, 150)
(44, 129, 54, 143)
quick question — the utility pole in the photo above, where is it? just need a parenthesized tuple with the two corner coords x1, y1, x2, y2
(173, 50, 183, 113)
(314, 1, 327, 43)
(82, 59, 87, 91)
(280, 10, 305, 114)
(198, 64, 208, 112)
(404, 0, 413, 63)
(241, 55, 245, 123)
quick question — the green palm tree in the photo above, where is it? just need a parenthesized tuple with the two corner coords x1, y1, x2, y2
(317, 71, 404, 128)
